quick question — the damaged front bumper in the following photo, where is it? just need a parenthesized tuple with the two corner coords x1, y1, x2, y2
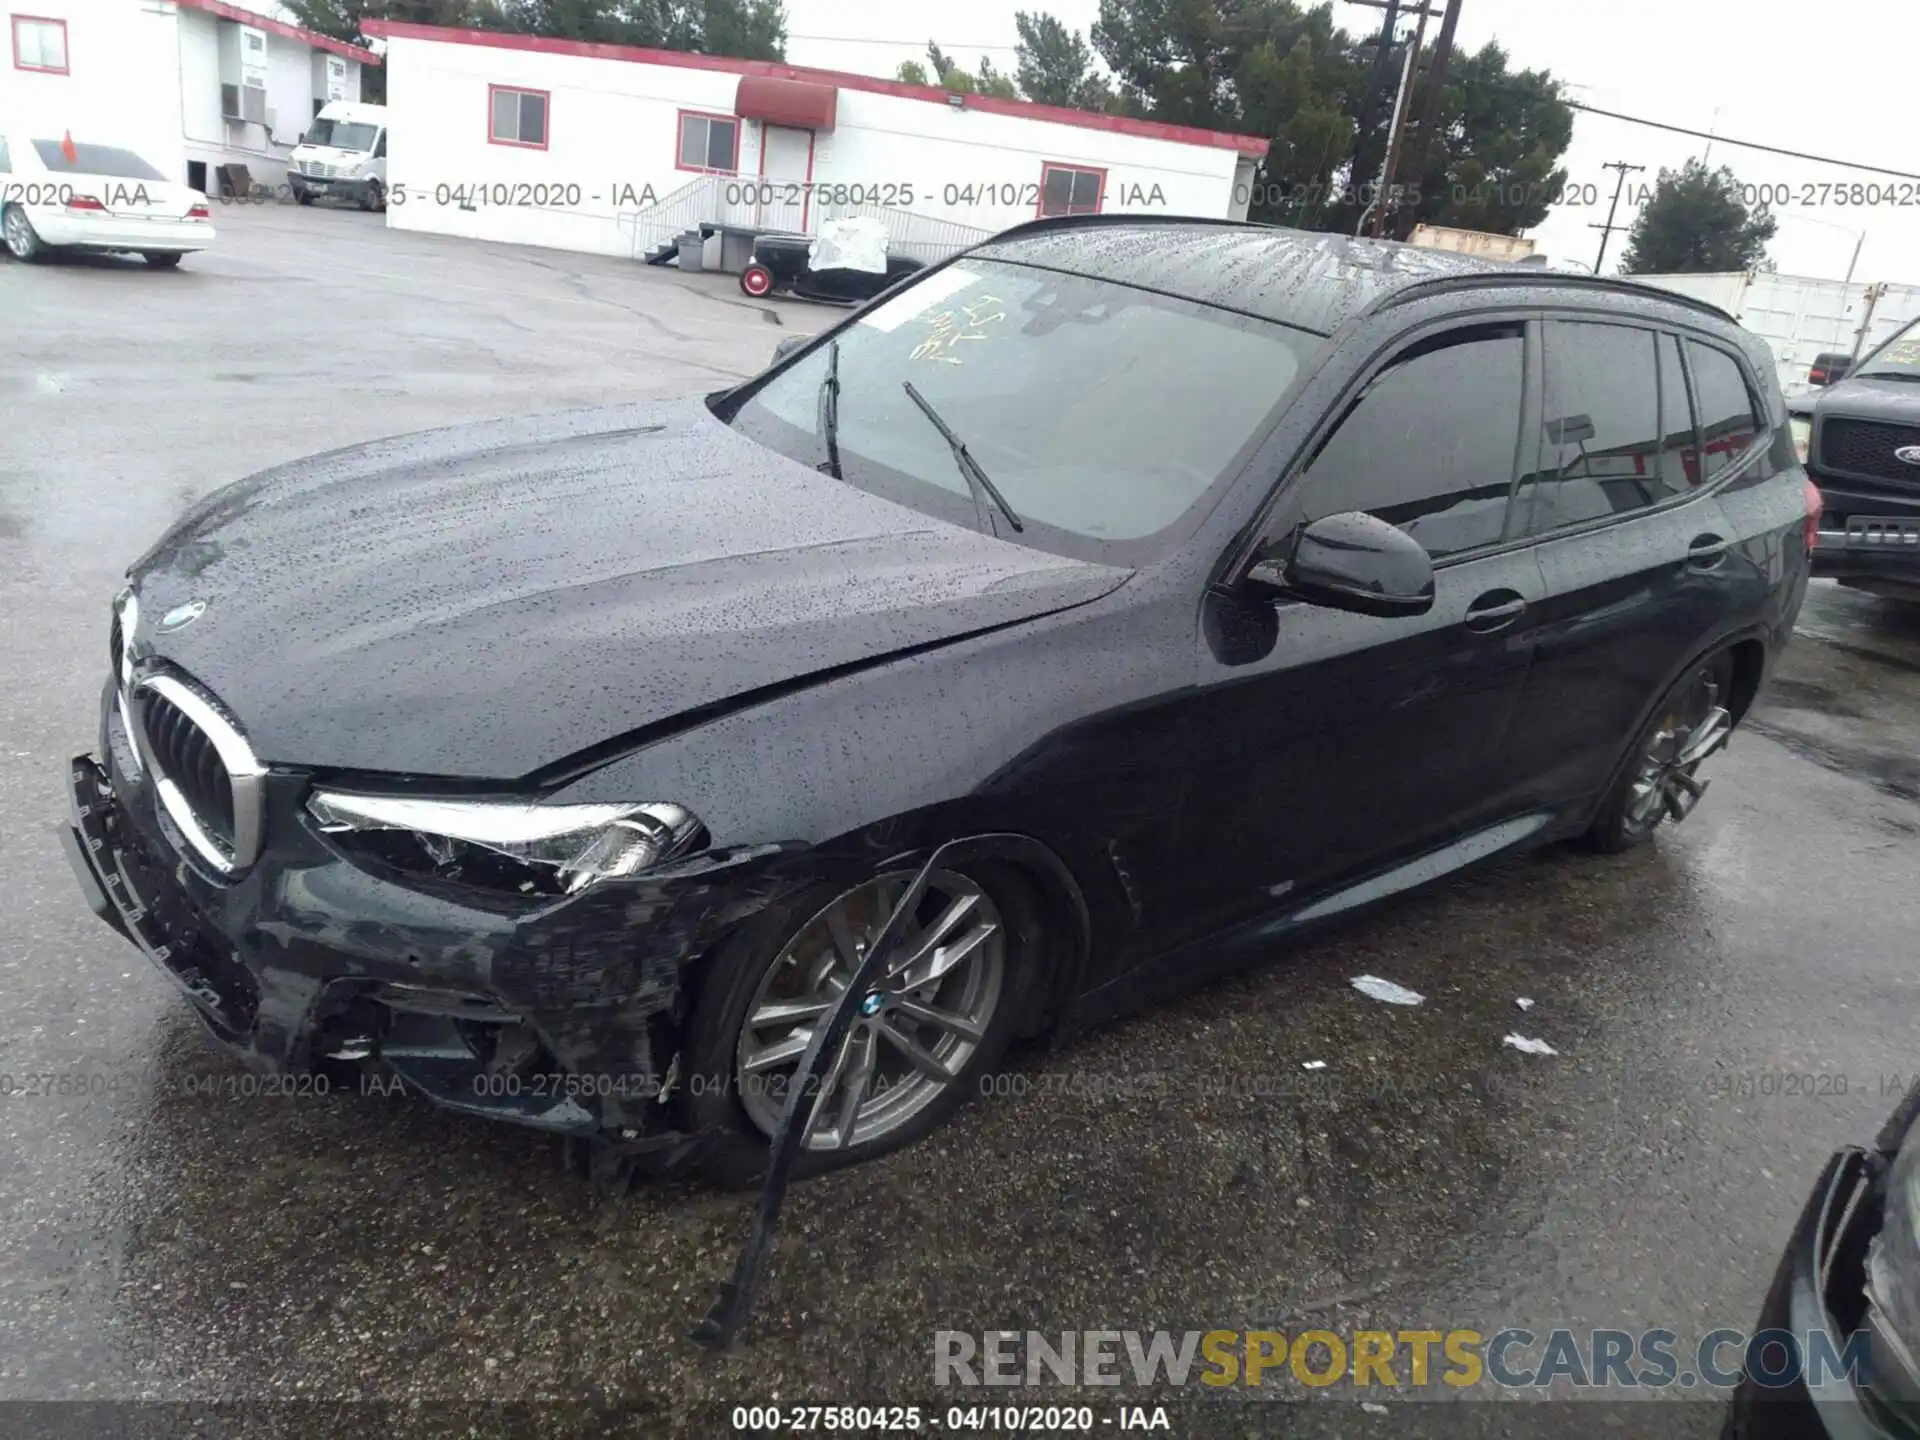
(62, 685, 803, 1170)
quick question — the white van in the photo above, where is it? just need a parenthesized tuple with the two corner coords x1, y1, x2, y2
(289, 101, 387, 211)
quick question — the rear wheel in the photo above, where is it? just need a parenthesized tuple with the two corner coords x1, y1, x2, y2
(3, 204, 43, 261)
(142, 252, 183, 269)
(1586, 650, 1738, 853)
(681, 862, 1037, 1188)
(740, 262, 775, 298)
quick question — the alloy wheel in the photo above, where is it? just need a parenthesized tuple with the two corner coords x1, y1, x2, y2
(4, 208, 33, 259)
(1624, 668, 1734, 835)
(734, 869, 1004, 1151)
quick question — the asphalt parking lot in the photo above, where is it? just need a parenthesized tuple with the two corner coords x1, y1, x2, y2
(4, 204, 1919, 1437)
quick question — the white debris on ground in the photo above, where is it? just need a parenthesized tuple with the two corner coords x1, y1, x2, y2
(1516, 997, 1536, 1011)
(1301, 1060, 1327, 1071)
(1504, 1034, 1559, 1056)
(1351, 975, 1425, 1006)
(1361, 1401, 1389, 1414)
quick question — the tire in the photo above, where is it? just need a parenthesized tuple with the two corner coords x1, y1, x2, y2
(1585, 648, 1739, 854)
(679, 860, 1041, 1189)
(3, 204, 44, 261)
(361, 181, 383, 213)
(295, 189, 316, 206)
(142, 252, 183, 269)
(740, 262, 775, 298)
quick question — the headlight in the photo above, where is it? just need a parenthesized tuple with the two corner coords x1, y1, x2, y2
(1790, 416, 1812, 466)
(307, 790, 705, 895)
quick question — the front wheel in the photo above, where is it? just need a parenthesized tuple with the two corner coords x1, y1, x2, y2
(3, 204, 44, 261)
(740, 262, 775, 298)
(1586, 650, 1738, 853)
(295, 188, 315, 206)
(680, 862, 1039, 1188)
(142, 251, 183, 269)
(361, 181, 383, 212)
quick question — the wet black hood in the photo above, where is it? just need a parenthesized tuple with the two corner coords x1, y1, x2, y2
(1812, 374, 1920, 423)
(128, 398, 1129, 779)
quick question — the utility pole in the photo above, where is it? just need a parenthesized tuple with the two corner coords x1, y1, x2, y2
(1345, 0, 1403, 212)
(1373, 0, 1434, 236)
(1589, 161, 1645, 274)
(1401, 0, 1462, 219)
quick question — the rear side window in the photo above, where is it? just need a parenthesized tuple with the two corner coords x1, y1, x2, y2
(1298, 325, 1525, 560)
(1530, 321, 1696, 533)
(1688, 342, 1763, 480)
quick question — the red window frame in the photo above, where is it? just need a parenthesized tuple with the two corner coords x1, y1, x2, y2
(11, 14, 69, 75)
(487, 83, 549, 151)
(675, 108, 740, 176)
(1037, 161, 1107, 218)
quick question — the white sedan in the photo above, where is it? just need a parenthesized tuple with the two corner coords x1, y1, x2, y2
(1, 135, 214, 268)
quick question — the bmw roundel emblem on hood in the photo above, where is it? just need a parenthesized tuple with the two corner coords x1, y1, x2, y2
(159, 600, 208, 632)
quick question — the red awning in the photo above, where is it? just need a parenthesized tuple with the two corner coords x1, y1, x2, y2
(735, 76, 837, 130)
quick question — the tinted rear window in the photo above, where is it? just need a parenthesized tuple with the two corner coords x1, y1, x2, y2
(32, 141, 164, 180)
(1687, 342, 1763, 479)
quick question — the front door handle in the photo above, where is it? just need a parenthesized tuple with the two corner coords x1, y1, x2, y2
(1687, 534, 1730, 570)
(1464, 590, 1528, 634)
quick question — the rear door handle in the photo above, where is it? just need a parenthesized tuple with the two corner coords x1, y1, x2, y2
(1687, 534, 1730, 570)
(1464, 590, 1528, 634)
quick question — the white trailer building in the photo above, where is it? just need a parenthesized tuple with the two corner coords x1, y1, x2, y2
(362, 20, 1271, 265)
(3, 0, 374, 193)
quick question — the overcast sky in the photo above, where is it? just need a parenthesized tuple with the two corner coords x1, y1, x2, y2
(783, 0, 1920, 282)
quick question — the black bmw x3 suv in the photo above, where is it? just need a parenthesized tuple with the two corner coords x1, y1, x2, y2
(64, 216, 1817, 1185)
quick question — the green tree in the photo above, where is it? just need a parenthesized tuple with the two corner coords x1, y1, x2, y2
(1013, 11, 1116, 111)
(284, 0, 784, 59)
(1618, 159, 1778, 274)
(896, 59, 931, 85)
(1084, 0, 1574, 235)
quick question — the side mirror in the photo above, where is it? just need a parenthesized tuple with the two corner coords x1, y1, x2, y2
(1248, 511, 1435, 618)
(771, 334, 810, 364)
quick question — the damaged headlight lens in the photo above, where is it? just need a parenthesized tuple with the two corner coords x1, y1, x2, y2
(307, 791, 705, 896)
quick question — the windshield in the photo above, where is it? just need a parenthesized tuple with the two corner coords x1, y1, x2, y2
(727, 258, 1320, 560)
(1855, 317, 1920, 381)
(305, 119, 379, 152)
(31, 141, 163, 180)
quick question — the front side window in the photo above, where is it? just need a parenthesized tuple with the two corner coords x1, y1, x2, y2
(12, 16, 67, 74)
(373, 130, 386, 159)
(1687, 341, 1763, 480)
(489, 87, 547, 148)
(1298, 326, 1526, 560)
(1039, 163, 1104, 217)
(677, 112, 739, 173)
(727, 258, 1321, 561)
(31, 140, 163, 179)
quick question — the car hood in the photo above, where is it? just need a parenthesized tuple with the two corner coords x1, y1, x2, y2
(1814, 375, 1920, 421)
(129, 398, 1130, 778)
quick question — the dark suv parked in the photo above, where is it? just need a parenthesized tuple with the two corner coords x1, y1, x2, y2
(63, 216, 1816, 1185)
(1790, 315, 1920, 602)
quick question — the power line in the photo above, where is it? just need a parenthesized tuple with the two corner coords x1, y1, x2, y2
(788, 34, 1023, 52)
(1565, 101, 1920, 181)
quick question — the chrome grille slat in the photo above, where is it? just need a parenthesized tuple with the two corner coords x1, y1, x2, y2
(129, 672, 267, 875)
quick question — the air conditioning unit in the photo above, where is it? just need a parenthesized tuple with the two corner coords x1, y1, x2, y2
(221, 83, 242, 119)
(242, 82, 266, 124)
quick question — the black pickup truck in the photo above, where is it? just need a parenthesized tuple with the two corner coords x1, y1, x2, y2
(1789, 315, 1920, 602)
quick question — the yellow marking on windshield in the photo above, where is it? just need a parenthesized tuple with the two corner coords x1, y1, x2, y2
(911, 295, 1007, 366)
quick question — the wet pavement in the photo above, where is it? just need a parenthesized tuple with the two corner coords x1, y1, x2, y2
(3, 206, 1918, 1436)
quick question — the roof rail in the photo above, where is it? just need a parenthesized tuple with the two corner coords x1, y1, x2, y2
(972, 211, 1274, 247)
(1370, 270, 1739, 324)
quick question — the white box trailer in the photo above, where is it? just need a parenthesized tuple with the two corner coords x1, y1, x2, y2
(1629, 269, 1920, 393)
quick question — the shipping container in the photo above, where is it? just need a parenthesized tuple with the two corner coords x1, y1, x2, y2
(1629, 270, 1920, 392)
(1409, 223, 1537, 262)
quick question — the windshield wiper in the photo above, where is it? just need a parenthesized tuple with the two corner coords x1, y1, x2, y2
(817, 340, 844, 480)
(1855, 370, 1920, 383)
(900, 381, 1024, 535)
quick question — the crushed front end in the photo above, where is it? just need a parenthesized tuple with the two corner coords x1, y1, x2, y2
(63, 624, 802, 1176)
